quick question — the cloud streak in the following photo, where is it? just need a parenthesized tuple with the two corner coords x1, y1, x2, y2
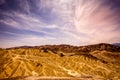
(0, 0, 120, 48)
(71, 0, 120, 44)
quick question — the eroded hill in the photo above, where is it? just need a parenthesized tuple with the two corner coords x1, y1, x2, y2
(0, 43, 120, 80)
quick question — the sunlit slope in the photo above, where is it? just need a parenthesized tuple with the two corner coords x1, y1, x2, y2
(0, 47, 120, 79)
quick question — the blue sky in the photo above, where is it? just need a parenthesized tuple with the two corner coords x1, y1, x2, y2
(0, 0, 120, 48)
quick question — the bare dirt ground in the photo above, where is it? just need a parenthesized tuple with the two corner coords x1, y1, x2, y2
(1, 76, 104, 80)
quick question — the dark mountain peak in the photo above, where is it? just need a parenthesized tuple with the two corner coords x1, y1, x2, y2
(83, 43, 120, 52)
(98, 43, 111, 45)
(87, 43, 111, 47)
(6, 46, 32, 50)
(113, 43, 120, 47)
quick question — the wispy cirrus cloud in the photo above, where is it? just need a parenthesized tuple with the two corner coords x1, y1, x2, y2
(0, 0, 120, 48)
(71, 0, 120, 44)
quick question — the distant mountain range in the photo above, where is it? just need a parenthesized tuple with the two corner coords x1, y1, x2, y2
(113, 43, 120, 47)
(7, 43, 120, 52)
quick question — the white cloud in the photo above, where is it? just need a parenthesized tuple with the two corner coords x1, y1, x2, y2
(70, 0, 120, 44)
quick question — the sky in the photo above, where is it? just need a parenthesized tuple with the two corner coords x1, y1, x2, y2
(0, 0, 120, 48)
